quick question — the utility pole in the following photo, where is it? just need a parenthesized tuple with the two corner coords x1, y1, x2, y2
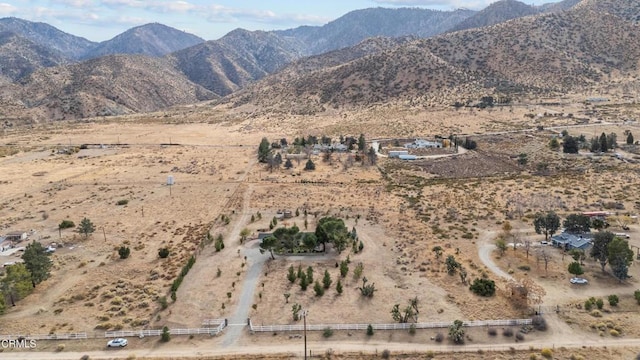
(303, 309, 308, 360)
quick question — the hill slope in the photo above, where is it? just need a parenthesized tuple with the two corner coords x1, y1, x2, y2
(18, 55, 217, 120)
(227, 6, 640, 113)
(449, 0, 539, 32)
(0, 17, 95, 60)
(0, 30, 69, 81)
(83, 23, 204, 60)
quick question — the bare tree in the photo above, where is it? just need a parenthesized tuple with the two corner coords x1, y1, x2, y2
(537, 249, 551, 273)
(524, 240, 531, 259)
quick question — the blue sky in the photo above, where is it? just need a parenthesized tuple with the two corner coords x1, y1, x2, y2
(0, 0, 553, 42)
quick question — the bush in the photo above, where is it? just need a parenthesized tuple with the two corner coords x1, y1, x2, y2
(434, 332, 444, 342)
(608, 294, 619, 306)
(80, 355, 90, 360)
(635, 290, 640, 305)
(158, 296, 168, 310)
(56, 344, 65, 352)
(610, 329, 620, 337)
(516, 332, 525, 341)
(488, 328, 497, 336)
(161, 326, 170, 342)
(116, 199, 129, 206)
(503, 328, 514, 337)
(596, 298, 604, 310)
(59, 220, 75, 229)
(381, 349, 390, 359)
(322, 327, 333, 338)
(532, 315, 547, 331)
(118, 246, 130, 259)
(158, 248, 170, 259)
(541, 348, 553, 358)
(469, 278, 496, 296)
(408, 323, 416, 336)
(367, 324, 374, 336)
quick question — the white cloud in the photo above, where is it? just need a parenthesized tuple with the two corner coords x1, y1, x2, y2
(372, 0, 492, 10)
(0, 3, 18, 15)
(204, 5, 329, 26)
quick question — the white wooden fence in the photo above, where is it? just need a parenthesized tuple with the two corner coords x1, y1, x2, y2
(0, 333, 88, 340)
(249, 318, 532, 332)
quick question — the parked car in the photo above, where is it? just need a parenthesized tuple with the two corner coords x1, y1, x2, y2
(570, 277, 588, 284)
(107, 338, 128, 347)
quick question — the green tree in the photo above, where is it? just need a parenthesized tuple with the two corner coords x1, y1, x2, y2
(336, 279, 343, 294)
(449, 320, 465, 344)
(533, 211, 561, 240)
(591, 231, 615, 272)
(315, 217, 349, 253)
(1, 263, 33, 305)
(258, 137, 271, 163)
(562, 135, 579, 153)
(339, 260, 349, 277)
(260, 236, 278, 260)
(608, 294, 619, 306)
(367, 146, 377, 165)
(445, 255, 460, 275)
(158, 247, 170, 258)
(322, 269, 332, 289)
(301, 232, 317, 251)
(304, 159, 315, 171)
(353, 262, 364, 279)
(563, 214, 591, 234)
(549, 137, 560, 150)
(239, 228, 251, 244)
(567, 261, 584, 276)
(367, 324, 374, 336)
(58, 220, 75, 229)
(287, 265, 297, 283)
(292, 303, 302, 321)
(161, 326, 170, 342)
(21, 241, 52, 287)
(358, 133, 366, 151)
(0, 291, 5, 314)
(306, 266, 314, 283)
(78, 217, 95, 239)
(627, 132, 634, 145)
(313, 280, 324, 296)
(608, 237, 634, 282)
(599, 132, 608, 152)
(299, 272, 308, 291)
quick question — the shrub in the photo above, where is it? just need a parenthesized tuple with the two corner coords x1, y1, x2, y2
(80, 355, 90, 360)
(158, 248, 170, 259)
(59, 220, 75, 229)
(313, 281, 324, 296)
(488, 328, 497, 336)
(409, 323, 416, 336)
(503, 328, 514, 337)
(541, 348, 553, 358)
(322, 327, 333, 338)
(158, 296, 168, 310)
(161, 326, 170, 342)
(469, 278, 496, 296)
(116, 199, 129, 206)
(610, 329, 620, 337)
(434, 332, 444, 342)
(634, 290, 640, 304)
(596, 298, 604, 310)
(518, 265, 531, 271)
(118, 246, 130, 259)
(516, 332, 525, 341)
(367, 324, 374, 336)
(56, 344, 65, 352)
(532, 315, 547, 331)
(608, 294, 619, 306)
(590, 310, 602, 317)
(584, 299, 593, 311)
(381, 349, 390, 359)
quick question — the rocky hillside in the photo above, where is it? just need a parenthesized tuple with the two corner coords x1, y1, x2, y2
(227, 4, 640, 113)
(17, 55, 217, 120)
(168, 29, 303, 96)
(0, 30, 69, 81)
(277, 7, 476, 55)
(449, 0, 540, 32)
(82, 23, 204, 60)
(0, 17, 94, 60)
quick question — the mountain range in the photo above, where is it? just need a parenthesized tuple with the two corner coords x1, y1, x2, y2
(0, 0, 636, 122)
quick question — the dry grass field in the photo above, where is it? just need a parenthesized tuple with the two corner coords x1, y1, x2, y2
(2, 97, 640, 358)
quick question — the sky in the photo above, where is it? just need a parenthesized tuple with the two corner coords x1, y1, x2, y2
(0, 0, 553, 42)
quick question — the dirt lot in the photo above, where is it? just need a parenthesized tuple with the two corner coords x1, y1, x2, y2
(1, 98, 640, 358)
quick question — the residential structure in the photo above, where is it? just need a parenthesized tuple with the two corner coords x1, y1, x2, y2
(404, 139, 442, 149)
(550, 232, 593, 250)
